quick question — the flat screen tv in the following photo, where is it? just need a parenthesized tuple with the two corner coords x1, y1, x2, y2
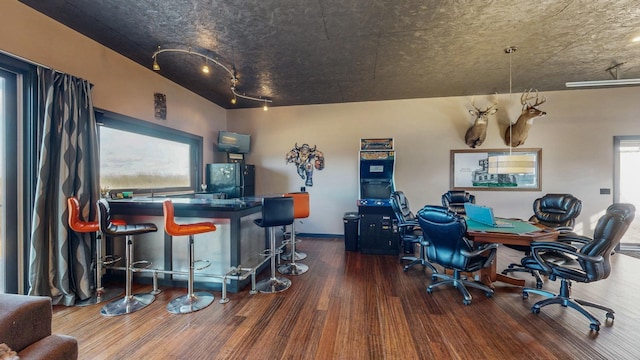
(217, 131, 251, 153)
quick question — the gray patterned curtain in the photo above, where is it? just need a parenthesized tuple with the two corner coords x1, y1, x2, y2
(28, 67, 100, 306)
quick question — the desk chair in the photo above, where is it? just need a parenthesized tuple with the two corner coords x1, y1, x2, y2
(389, 191, 437, 273)
(417, 205, 498, 305)
(521, 203, 635, 332)
(97, 199, 158, 316)
(502, 193, 582, 288)
(441, 190, 475, 215)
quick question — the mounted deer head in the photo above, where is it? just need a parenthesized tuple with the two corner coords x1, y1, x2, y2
(464, 97, 498, 148)
(505, 89, 547, 147)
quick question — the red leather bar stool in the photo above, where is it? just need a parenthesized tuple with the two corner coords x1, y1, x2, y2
(278, 192, 309, 275)
(67, 196, 126, 306)
(163, 199, 217, 314)
(97, 199, 158, 316)
(254, 196, 294, 293)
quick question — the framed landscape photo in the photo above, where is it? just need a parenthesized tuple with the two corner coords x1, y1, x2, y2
(450, 148, 541, 191)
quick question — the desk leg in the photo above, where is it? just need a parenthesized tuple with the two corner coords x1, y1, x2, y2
(480, 259, 526, 288)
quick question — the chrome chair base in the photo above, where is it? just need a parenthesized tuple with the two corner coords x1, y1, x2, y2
(75, 287, 123, 307)
(281, 251, 307, 261)
(167, 292, 214, 314)
(100, 293, 155, 316)
(278, 262, 309, 276)
(256, 277, 291, 293)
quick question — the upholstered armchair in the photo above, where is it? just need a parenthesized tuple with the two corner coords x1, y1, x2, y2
(502, 193, 582, 288)
(521, 203, 635, 332)
(441, 190, 476, 215)
(417, 205, 498, 305)
(390, 191, 437, 273)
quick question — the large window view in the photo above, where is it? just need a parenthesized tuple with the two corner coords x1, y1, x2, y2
(98, 111, 203, 195)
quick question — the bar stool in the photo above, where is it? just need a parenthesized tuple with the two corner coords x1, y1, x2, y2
(162, 199, 217, 314)
(97, 199, 158, 316)
(67, 196, 126, 306)
(278, 192, 309, 275)
(254, 196, 294, 293)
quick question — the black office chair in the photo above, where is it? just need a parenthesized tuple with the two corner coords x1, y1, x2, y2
(389, 191, 437, 273)
(521, 203, 635, 332)
(502, 193, 582, 288)
(441, 190, 476, 215)
(417, 205, 498, 305)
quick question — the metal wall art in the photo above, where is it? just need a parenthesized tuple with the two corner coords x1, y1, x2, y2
(285, 143, 325, 186)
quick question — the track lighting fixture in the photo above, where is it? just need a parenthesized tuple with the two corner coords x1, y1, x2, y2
(202, 59, 210, 74)
(151, 46, 272, 106)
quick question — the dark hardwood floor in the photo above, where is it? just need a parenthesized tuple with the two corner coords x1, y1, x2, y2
(53, 238, 640, 359)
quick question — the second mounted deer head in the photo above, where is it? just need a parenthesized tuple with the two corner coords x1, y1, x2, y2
(505, 89, 547, 147)
(464, 97, 498, 148)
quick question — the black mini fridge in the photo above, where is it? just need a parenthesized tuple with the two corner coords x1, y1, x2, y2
(204, 163, 255, 198)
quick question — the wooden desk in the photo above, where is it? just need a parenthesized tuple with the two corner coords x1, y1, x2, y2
(465, 219, 559, 288)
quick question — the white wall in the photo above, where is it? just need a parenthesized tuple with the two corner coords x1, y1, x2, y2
(229, 89, 640, 235)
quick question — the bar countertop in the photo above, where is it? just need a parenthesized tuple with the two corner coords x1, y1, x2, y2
(107, 196, 262, 211)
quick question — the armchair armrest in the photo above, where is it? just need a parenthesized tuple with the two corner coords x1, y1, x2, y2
(530, 241, 604, 274)
(461, 242, 499, 268)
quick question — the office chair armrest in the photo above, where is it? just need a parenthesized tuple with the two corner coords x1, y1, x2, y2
(554, 226, 574, 232)
(556, 232, 591, 245)
(462, 242, 499, 268)
(530, 242, 604, 273)
(460, 242, 499, 257)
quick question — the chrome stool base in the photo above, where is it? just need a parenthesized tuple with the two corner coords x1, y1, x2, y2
(100, 293, 155, 316)
(278, 262, 309, 276)
(167, 292, 214, 314)
(76, 287, 123, 307)
(281, 251, 307, 261)
(256, 277, 291, 293)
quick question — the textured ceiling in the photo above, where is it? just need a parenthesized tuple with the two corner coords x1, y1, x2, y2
(18, 0, 640, 109)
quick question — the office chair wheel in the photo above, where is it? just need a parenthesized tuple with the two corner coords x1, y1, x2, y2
(431, 275, 438, 281)
(590, 323, 600, 332)
(531, 307, 540, 314)
(606, 312, 615, 320)
(463, 299, 471, 306)
(485, 292, 493, 298)
(522, 291, 529, 299)
(426, 288, 433, 294)
(403, 266, 409, 272)
(535, 280, 544, 289)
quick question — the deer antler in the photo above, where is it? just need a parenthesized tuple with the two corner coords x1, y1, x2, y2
(521, 89, 546, 109)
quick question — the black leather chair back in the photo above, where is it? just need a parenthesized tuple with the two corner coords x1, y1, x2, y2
(441, 190, 476, 215)
(530, 193, 582, 228)
(390, 191, 416, 224)
(417, 205, 486, 271)
(578, 203, 635, 281)
(255, 196, 294, 228)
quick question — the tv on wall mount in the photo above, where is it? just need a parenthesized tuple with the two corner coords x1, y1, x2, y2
(217, 131, 251, 153)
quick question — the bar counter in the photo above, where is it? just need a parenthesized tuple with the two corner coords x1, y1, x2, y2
(105, 196, 265, 293)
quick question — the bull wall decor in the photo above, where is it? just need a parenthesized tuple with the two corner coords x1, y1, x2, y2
(286, 143, 325, 186)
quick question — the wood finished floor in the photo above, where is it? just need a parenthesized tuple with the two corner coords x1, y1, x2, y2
(52, 238, 640, 359)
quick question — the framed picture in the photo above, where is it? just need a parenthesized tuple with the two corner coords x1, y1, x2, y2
(450, 148, 542, 191)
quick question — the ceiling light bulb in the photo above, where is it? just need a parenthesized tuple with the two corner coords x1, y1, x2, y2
(152, 57, 160, 71)
(633, 36, 640, 42)
(263, 102, 268, 111)
(231, 97, 237, 105)
(202, 63, 210, 74)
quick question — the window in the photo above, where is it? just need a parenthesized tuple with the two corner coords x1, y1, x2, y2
(97, 110, 203, 195)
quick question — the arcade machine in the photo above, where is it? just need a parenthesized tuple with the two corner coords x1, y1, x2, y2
(357, 138, 400, 255)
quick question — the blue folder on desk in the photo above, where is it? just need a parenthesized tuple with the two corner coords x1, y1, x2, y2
(464, 203, 514, 228)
